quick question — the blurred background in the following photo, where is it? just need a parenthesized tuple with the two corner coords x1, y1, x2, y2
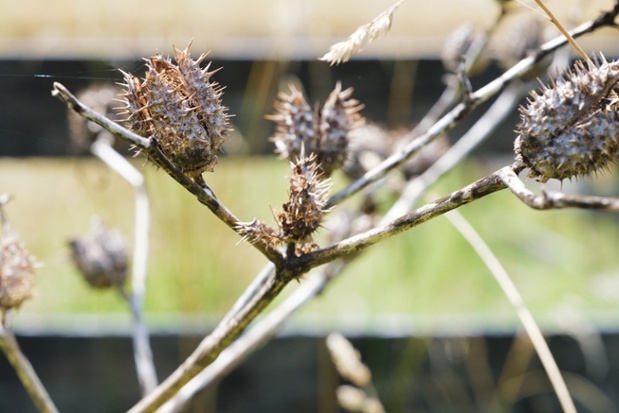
(2, 0, 619, 412)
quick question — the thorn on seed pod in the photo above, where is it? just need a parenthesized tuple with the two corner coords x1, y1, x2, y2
(117, 42, 232, 177)
(69, 218, 128, 289)
(514, 54, 619, 182)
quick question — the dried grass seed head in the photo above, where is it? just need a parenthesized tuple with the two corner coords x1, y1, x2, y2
(69, 219, 128, 289)
(0, 236, 35, 311)
(117, 43, 231, 176)
(514, 55, 619, 182)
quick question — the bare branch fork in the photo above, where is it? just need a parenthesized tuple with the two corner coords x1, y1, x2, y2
(47, 4, 619, 411)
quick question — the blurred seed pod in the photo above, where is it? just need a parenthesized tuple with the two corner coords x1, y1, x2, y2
(68, 84, 128, 153)
(495, 17, 551, 79)
(515, 55, 619, 182)
(0, 236, 35, 311)
(441, 22, 489, 76)
(69, 218, 128, 289)
(268, 82, 365, 177)
(117, 43, 231, 177)
(342, 124, 392, 181)
(267, 85, 319, 162)
(326, 333, 371, 387)
(399, 135, 450, 179)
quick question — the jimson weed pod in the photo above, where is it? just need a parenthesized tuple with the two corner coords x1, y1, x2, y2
(268, 82, 365, 177)
(515, 55, 619, 182)
(118, 43, 231, 177)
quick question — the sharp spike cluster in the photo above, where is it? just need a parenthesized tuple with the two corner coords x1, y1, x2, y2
(237, 153, 332, 257)
(117, 43, 231, 177)
(514, 54, 619, 182)
(268, 82, 365, 177)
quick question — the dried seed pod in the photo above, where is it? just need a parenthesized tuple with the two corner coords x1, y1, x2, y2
(0, 236, 35, 311)
(318, 82, 365, 176)
(514, 55, 619, 182)
(267, 85, 319, 161)
(278, 154, 332, 249)
(69, 219, 128, 289)
(237, 153, 332, 255)
(118, 43, 231, 177)
(268, 82, 365, 177)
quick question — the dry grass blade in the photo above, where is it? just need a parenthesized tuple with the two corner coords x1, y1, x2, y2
(442, 207, 577, 413)
(319, 0, 404, 65)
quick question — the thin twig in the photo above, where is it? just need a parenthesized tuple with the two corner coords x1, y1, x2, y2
(90, 138, 158, 395)
(499, 166, 619, 210)
(384, 83, 525, 222)
(532, 0, 589, 61)
(0, 312, 59, 413)
(442, 207, 577, 413)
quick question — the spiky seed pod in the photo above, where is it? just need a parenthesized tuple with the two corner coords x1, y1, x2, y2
(514, 55, 619, 182)
(267, 85, 319, 160)
(268, 83, 365, 177)
(117, 44, 231, 177)
(319, 82, 365, 176)
(69, 219, 128, 289)
(278, 154, 332, 248)
(237, 153, 332, 255)
(0, 237, 35, 311)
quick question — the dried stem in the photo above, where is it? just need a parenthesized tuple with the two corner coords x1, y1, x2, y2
(127, 266, 296, 413)
(443, 208, 577, 413)
(90, 138, 158, 395)
(532, 0, 589, 61)
(384, 83, 525, 222)
(301, 169, 509, 270)
(157, 261, 347, 412)
(499, 166, 619, 210)
(0, 312, 59, 413)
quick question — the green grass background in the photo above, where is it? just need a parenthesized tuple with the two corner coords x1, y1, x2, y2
(2, 157, 619, 328)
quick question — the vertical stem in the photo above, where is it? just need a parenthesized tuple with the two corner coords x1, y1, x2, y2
(0, 313, 59, 413)
(90, 139, 158, 394)
(444, 209, 577, 413)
